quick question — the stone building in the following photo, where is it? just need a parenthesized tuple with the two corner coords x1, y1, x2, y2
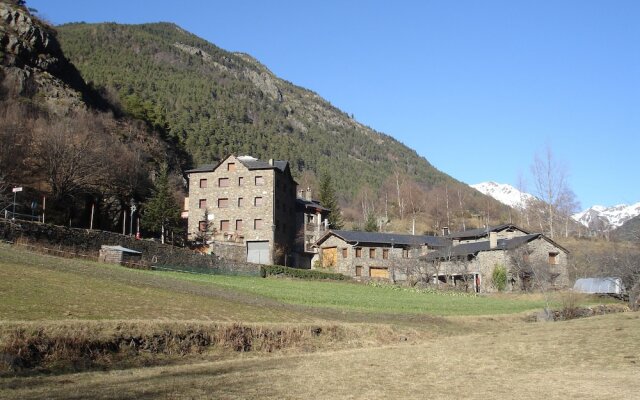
(293, 188, 330, 268)
(315, 230, 448, 281)
(315, 225, 570, 293)
(423, 231, 570, 292)
(185, 155, 297, 265)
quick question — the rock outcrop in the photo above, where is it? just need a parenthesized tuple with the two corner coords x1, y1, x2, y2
(0, 1, 104, 112)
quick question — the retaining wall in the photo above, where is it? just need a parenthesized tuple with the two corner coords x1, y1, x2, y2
(0, 218, 260, 275)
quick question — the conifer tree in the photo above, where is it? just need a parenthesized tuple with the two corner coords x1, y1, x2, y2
(364, 211, 378, 232)
(142, 164, 181, 244)
(319, 173, 344, 230)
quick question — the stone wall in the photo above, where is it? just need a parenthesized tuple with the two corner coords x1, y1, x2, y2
(0, 218, 260, 275)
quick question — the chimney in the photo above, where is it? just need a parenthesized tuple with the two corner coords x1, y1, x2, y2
(489, 231, 497, 249)
(268, 158, 273, 166)
(442, 227, 450, 236)
(305, 187, 312, 201)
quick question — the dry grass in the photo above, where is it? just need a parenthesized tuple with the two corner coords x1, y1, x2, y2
(1, 312, 638, 399)
(1, 244, 638, 398)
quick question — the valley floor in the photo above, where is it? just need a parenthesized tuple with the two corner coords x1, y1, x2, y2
(1, 244, 638, 399)
(2, 312, 639, 400)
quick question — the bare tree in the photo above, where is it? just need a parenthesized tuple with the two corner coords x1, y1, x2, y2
(531, 145, 575, 239)
(394, 169, 406, 220)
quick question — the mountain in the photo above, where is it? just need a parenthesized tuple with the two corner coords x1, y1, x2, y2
(470, 182, 535, 209)
(52, 21, 510, 228)
(0, 2, 183, 230)
(572, 203, 640, 231)
(0, 1, 108, 112)
(613, 214, 640, 241)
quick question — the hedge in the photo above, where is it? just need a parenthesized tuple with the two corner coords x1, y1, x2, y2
(260, 265, 349, 281)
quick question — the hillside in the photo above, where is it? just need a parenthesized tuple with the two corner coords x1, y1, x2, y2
(614, 215, 640, 241)
(54, 22, 508, 229)
(0, 1, 183, 230)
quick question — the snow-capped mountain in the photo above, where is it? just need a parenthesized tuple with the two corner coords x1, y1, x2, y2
(471, 182, 535, 209)
(572, 203, 640, 230)
(472, 181, 640, 232)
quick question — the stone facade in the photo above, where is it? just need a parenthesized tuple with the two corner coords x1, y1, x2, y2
(317, 234, 427, 282)
(186, 155, 297, 265)
(316, 226, 570, 293)
(293, 190, 329, 268)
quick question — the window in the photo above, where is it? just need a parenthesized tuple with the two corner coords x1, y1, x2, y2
(355, 266, 363, 277)
(548, 252, 559, 265)
(217, 198, 229, 208)
(238, 176, 244, 186)
(198, 221, 207, 232)
(383, 249, 389, 260)
(218, 177, 229, 187)
(199, 179, 207, 188)
(238, 197, 244, 207)
(235, 219, 243, 230)
(198, 199, 207, 209)
(255, 176, 264, 186)
(369, 248, 376, 258)
(220, 220, 230, 231)
(254, 219, 263, 229)
(254, 197, 263, 207)
(342, 248, 348, 258)
(402, 249, 410, 259)
(227, 162, 236, 172)
(355, 247, 362, 258)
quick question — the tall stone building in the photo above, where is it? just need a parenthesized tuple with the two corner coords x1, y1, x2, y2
(185, 155, 297, 265)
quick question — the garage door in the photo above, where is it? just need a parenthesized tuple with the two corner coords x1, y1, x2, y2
(369, 267, 389, 279)
(247, 241, 270, 264)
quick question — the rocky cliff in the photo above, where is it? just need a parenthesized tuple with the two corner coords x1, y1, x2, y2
(0, 1, 105, 112)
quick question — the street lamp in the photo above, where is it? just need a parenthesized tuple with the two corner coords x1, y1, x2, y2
(11, 187, 22, 220)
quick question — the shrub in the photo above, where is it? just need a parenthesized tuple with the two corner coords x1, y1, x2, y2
(492, 264, 507, 291)
(260, 265, 348, 281)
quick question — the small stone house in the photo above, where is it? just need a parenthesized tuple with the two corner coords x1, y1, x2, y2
(99, 245, 142, 265)
(423, 232, 570, 292)
(315, 230, 449, 281)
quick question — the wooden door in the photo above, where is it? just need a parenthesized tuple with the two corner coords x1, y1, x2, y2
(322, 247, 337, 268)
(369, 267, 389, 279)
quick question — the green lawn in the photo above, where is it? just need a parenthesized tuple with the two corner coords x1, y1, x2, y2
(157, 270, 550, 316)
(0, 244, 613, 320)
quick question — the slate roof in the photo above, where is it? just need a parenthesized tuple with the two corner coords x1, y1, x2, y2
(185, 156, 290, 174)
(446, 224, 530, 239)
(421, 233, 568, 261)
(185, 164, 217, 173)
(101, 245, 142, 254)
(236, 156, 290, 173)
(296, 198, 329, 212)
(317, 230, 449, 248)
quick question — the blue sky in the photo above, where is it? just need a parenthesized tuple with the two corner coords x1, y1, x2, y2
(30, 0, 640, 209)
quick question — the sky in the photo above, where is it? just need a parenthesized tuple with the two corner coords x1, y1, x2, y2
(29, 0, 640, 209)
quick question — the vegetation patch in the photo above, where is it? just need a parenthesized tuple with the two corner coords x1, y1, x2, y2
(260, 265, 348, 281)
(0, 322, 346, 375)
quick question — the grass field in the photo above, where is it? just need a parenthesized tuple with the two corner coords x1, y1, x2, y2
(1, 243, 637, 399)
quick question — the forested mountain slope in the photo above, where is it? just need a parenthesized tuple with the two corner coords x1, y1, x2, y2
(56, 25, 471, 194)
